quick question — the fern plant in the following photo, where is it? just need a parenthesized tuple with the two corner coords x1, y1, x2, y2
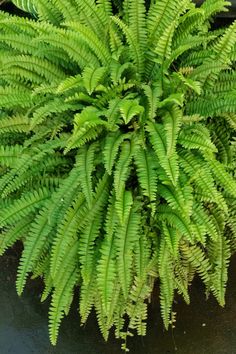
(0, 0, 236, 351)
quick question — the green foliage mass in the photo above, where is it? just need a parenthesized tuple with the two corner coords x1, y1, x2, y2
(0, 0, 236, 351)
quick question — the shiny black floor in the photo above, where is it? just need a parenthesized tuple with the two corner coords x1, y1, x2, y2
(1, 249, 236, 354)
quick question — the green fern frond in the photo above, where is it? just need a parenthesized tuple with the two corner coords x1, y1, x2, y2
(162, 223, 180, 259)
(0, 115, 29, 134)
(0, 188, 50, 228)
(111, 16, 144, 75)
(164, 105, 182, 157)
(52, 0, 79, 22)
(201, 0, 231, 19)
(158, 184, 189, 218)
(210, 234, 230, 306)
(0, 86, 32, 108)
(64, 22, 111, 66)
(56, 74, 82, 94)
(97, 0, 112, 25)
(79, 214, 103, 284)
(103, 131, 129, 175)
(79, 255, 97, 323)
(212, 19, 236, 64)
(16, 202, 55, 295)
(0, 144, 24, 167)
(192, 202, 218, 242)
(116, 201, 141, 299)
(49, 269, 78, 345)
(0, 55, 66, 82)
(65, 106, 107, 153)
(77, 143, 97, 207)
(147, 121, 179, 185)
(155, 20, 176, 67)
(158, 238, 174, 329)
(115, 190, 133, 225)
(180, 242, 211, 288)
(36, 0, 62, 24)
(207, 158, 236, 197)
(173, 8, 204, 46)
(74, 0, 107, 37)
(50, 194, 85, 280)
(179, 152, 228, 213)
(36, 30, 100, 69)
(187, 95, 236, 117)
(30, 99, 76, 129)
(119, 98, 144, 125)
(128, 0, 147, 66)
(179, 124, 217, 153)
(157, 205, 193, 242)
(0, 216, 32, 256)
(134, 146, 158, 203)
(97, 194, 118, 314)
(82, 66, 107, 95)
(114, 140, 133, 199)
(142, 84, 162, 120)
(12, 0, 37, 16)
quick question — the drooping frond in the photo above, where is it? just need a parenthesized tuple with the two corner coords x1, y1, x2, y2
(147, 121, 179, 185)
(97, 193, 118, 314)
(158, 238, 175, 329)
(134, 146, 158, 204)
(103, 132, 129, 175)
(114, 140, 133, 199)
(116, 200, 141, 299)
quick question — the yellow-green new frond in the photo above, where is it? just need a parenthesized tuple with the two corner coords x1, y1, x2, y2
(201, 0, 231, 19)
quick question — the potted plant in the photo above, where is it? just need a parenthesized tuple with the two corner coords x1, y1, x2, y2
(0, 0, 235, 351)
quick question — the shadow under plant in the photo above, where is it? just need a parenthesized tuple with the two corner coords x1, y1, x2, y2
(1, 247, 236, 354)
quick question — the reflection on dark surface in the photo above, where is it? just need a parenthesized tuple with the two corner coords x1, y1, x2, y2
(1, 248, 236, 354)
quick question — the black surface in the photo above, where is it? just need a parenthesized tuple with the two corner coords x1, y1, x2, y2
(1, 249, 236, 354)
